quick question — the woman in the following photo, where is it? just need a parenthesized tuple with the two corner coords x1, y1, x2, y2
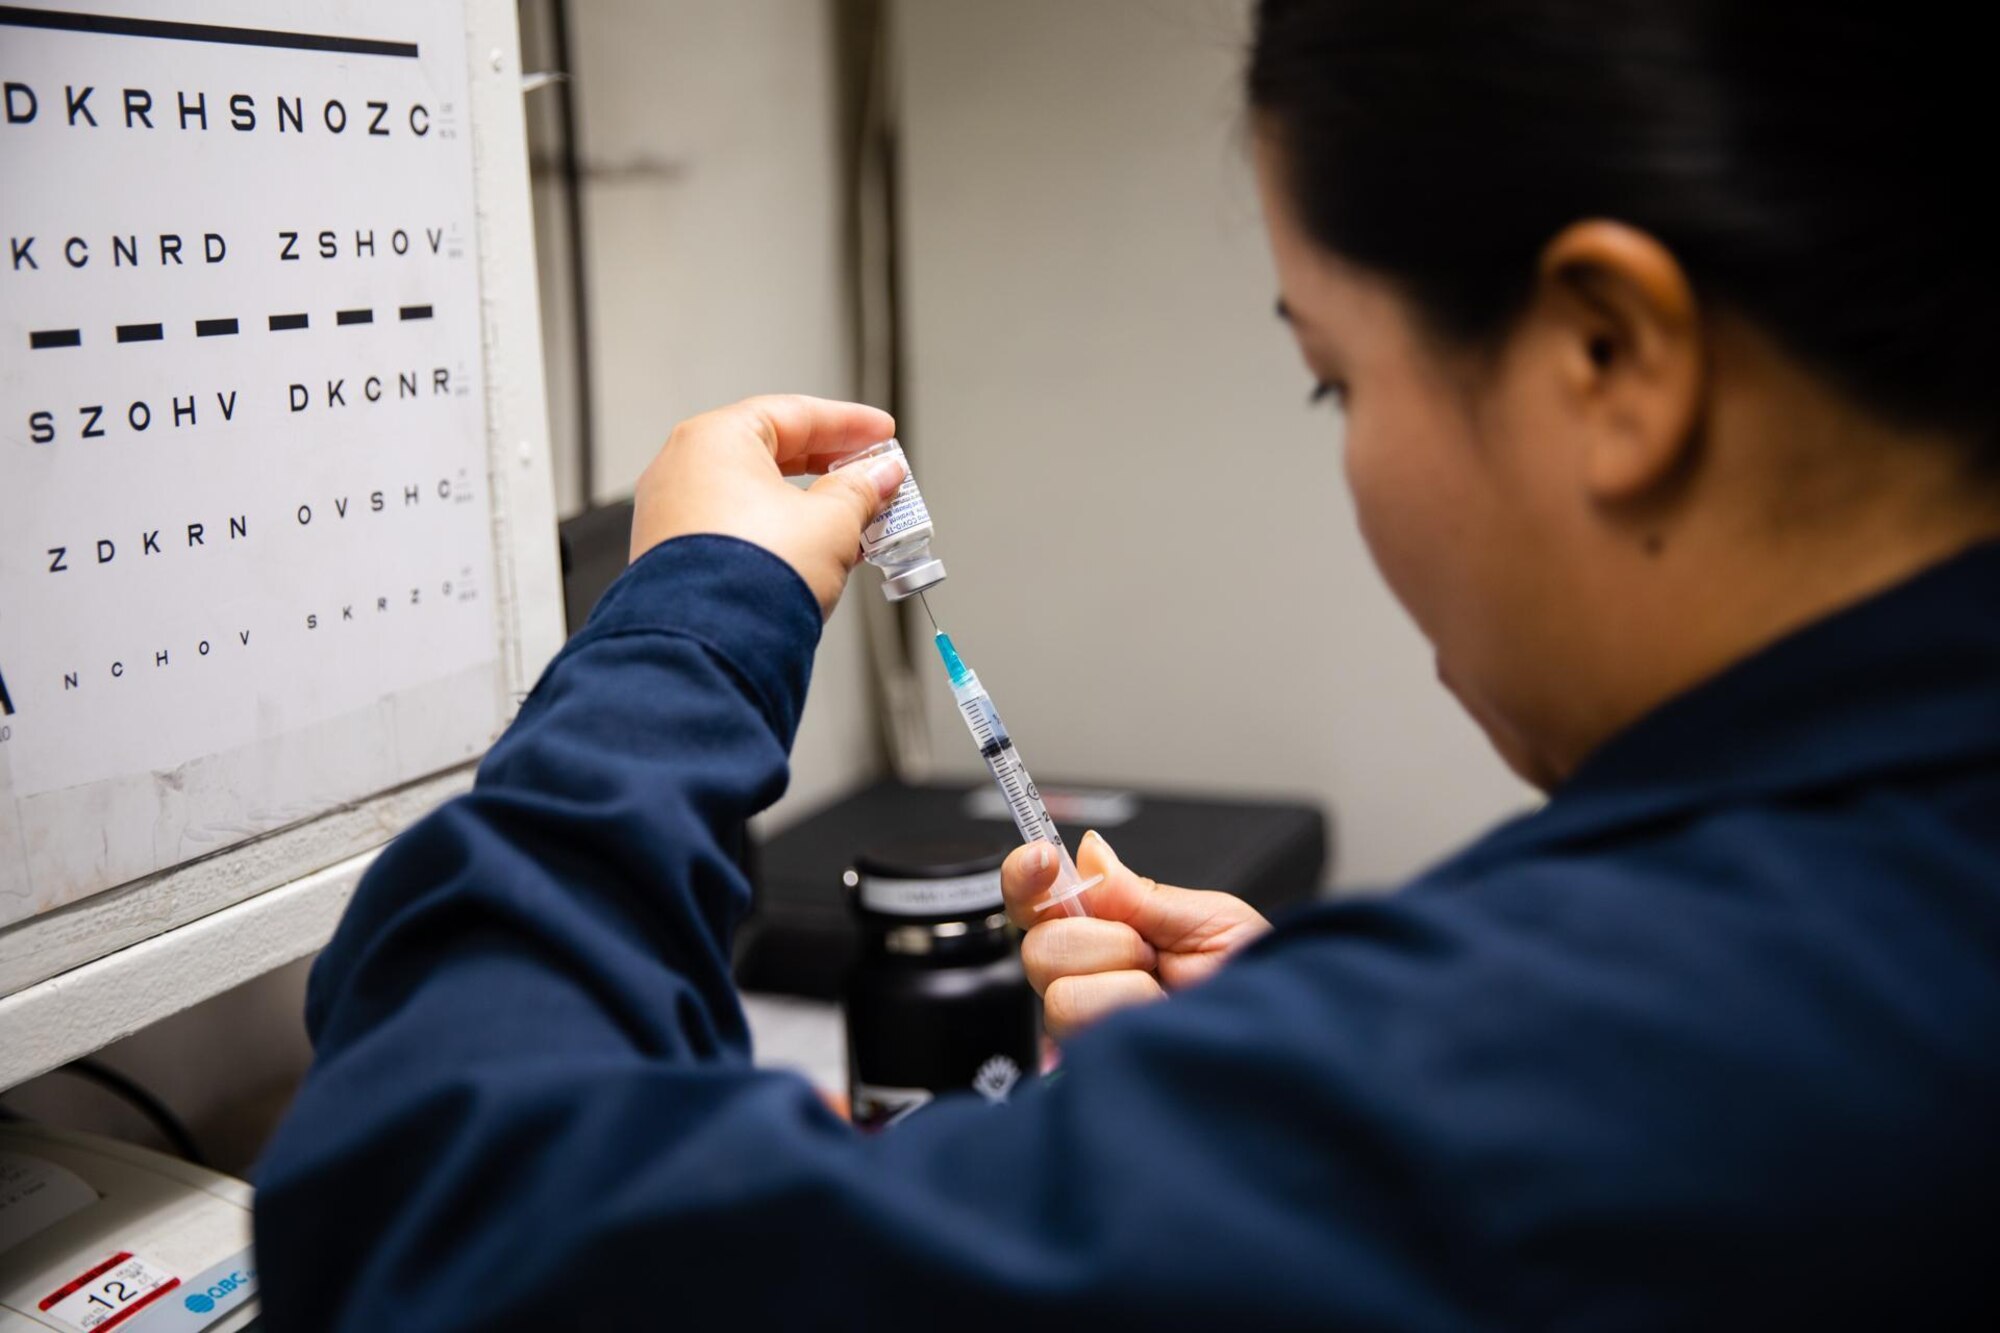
(256, 1, 1998, 1326)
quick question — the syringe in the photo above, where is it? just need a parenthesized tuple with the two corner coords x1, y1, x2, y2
(928, 622, 1102, 917)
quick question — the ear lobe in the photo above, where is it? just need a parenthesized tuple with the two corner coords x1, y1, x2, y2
(1538, 221, 1705, 504)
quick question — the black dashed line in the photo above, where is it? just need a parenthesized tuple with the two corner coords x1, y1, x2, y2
(269, 312, 309, 331)
(116, 322, 165, 343)
(336, 307, 373, 326)
(29, 328, 81, 349)
(195, 317, 240, 337)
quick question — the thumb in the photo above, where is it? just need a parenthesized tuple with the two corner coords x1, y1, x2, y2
(807, 454, 904, 531)
(1074, 831, 1267, 958)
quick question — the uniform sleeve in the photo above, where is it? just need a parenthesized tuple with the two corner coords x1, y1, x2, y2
(250, 535, 1502, 1330)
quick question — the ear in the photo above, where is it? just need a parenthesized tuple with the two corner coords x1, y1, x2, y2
(1534, 221, 1704, 502)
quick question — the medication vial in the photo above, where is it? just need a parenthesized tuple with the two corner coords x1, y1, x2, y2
(832, 438, 946, 601)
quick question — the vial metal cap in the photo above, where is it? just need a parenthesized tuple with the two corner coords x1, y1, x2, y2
(881, 557, 947, 602)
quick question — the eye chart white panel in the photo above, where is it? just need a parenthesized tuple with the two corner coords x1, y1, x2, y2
(0, 3, 508, 929)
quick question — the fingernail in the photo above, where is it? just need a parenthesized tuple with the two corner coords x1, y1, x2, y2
(1084, 830, 1119, 866)
(1033, 843, 1051, 874)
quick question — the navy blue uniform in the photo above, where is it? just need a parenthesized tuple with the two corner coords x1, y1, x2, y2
(255, 535, 2000, 1328)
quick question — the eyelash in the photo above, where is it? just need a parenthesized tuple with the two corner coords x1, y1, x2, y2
(1309, 380, 1347, 410)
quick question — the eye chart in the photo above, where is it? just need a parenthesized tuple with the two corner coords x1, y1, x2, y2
(1, 3, 518, 930)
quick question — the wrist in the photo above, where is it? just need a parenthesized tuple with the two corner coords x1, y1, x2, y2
(567, 534, 824, 747)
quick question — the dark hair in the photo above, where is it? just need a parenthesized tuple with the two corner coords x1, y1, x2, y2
(1248, 0, 1995, 463)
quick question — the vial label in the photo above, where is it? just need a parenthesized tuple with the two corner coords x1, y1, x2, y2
(861, 474, 931, 556)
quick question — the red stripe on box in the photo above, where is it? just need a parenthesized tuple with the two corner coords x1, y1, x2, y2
(93, 1277, 180, 1331)
(40, 1252, 132, 1309)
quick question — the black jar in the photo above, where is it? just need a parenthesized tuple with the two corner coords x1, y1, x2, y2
(843, 841, 1039, 1131)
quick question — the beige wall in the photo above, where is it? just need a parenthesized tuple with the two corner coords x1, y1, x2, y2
(893, 0, 1534, 888)
(525, 0, 883, 826)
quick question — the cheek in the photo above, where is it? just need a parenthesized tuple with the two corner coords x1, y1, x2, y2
(1341, 392, 1484, 653)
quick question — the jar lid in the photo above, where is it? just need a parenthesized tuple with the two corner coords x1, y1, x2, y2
(848, 839, 1008, 920)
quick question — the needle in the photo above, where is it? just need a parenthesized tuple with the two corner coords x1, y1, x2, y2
(917, 590, 938, 631)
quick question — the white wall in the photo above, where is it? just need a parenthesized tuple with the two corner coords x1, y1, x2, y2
(894, 0, 1533, 888)
(525, 0, 882, 825)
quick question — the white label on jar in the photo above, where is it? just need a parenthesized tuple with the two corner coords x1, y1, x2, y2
(861, 473, 932, 555)
(858, 869, 1002, 916)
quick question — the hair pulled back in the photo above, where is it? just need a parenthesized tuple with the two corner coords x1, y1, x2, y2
(1249, 0, 1995, 463)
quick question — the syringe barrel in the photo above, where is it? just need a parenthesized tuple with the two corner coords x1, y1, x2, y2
(946, 665, 1101, 918)
(981, 728, 1096, 917)
(952, 676, 1067, 853)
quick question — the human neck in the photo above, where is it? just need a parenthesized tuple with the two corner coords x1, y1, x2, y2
(1545, 340, 2000, 784)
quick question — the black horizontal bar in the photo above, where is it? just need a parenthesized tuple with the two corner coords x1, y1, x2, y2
(336, 308, 374, 326)
(0, 6, 418, 58)
(195, 317, 239, 337)
(269, 312, 309, 331)
(116, 322, 164, 343)
(398, 304, 433, 321)
(0, 665, 13, 715)
(29, 328, 81, 349)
